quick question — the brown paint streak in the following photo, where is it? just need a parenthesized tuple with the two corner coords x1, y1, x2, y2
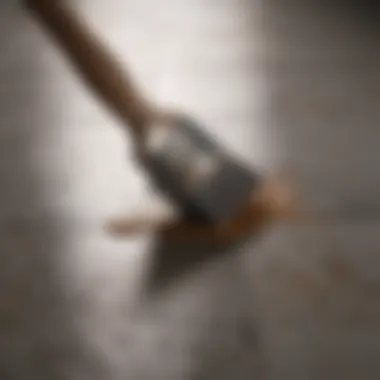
(261, 255, 358, 314)
(322, 255, 356, 288)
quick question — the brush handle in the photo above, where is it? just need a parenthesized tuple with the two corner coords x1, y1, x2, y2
(25, 0, 159, 142)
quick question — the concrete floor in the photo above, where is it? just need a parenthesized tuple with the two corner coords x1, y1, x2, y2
(0, 0, 380, 379)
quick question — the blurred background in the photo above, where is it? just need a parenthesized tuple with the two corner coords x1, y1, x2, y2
(0, 0, 380, 379)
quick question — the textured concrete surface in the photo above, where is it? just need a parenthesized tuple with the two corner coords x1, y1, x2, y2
(0, 0, 380, 379)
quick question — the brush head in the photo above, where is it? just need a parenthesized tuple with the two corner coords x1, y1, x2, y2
(141, 114, 259, 225)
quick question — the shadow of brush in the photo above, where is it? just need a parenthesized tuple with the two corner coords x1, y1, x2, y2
(143, 235, 245, 297)
(141, 176, 297, 297)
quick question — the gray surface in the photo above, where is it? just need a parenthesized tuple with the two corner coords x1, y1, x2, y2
(0, 1, 380, 379)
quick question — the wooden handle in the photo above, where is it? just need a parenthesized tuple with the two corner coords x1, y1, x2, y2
(25, 0, 159, 141)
